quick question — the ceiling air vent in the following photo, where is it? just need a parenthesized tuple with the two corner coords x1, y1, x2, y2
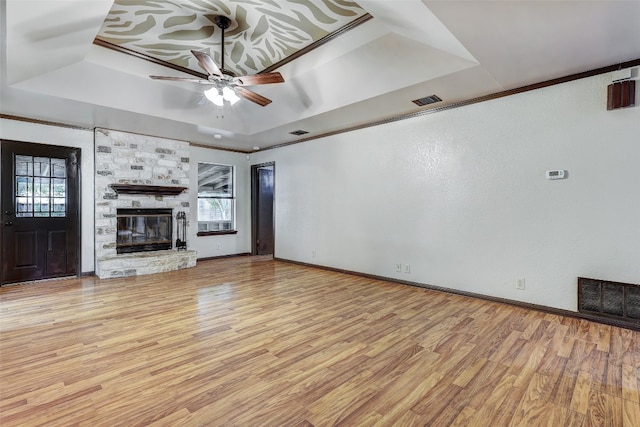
(412, 94, 442, 106)
(289, 130, 309, 136)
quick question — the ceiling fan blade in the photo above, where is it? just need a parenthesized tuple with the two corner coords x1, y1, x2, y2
(237, 87, 272, 106)
(235, 72, 285, 86)
(150, 75, 211, 84)
(191, 50, 222, 76)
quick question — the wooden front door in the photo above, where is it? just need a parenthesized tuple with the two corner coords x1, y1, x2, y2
(251, 163, 274, 255)
(1, 140, 80, 285)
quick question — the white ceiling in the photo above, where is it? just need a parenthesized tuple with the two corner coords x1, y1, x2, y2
(2, 0, 640, 152)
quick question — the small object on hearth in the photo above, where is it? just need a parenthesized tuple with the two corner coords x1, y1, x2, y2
(176, 211, 187, 250)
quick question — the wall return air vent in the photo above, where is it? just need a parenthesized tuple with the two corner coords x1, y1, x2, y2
(578, 277, 640, 328)
(290, 130, 310, 136)
(412, 94, 443, 106)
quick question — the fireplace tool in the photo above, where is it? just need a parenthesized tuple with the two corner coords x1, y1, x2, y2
(175, 211, 187, 250)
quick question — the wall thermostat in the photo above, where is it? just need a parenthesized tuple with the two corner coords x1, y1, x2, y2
(546, 170, 566, 180)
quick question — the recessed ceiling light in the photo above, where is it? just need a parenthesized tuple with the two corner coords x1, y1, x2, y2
(214, 134, 222, 139)
(253, 146, 260, 151)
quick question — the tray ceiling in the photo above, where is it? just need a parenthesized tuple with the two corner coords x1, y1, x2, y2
(2, 1, 640, 152)
(95, 0, 368, 76)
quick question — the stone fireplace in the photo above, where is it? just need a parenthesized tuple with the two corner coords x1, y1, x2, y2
(94, 129, 196, 279)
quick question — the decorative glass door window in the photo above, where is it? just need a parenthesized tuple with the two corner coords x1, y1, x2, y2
(15, 155, 67, 217)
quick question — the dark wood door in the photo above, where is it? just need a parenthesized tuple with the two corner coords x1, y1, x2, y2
(1, 140, 80, 285)
(251, 163, 274, 255)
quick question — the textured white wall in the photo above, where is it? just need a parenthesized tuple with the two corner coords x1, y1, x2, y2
(0, 118, 96, 273)
(250, 72, 640, 312)
(188, 146, 251, 258)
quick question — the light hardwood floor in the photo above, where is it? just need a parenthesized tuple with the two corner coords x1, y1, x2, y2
(1, 256, 639, 426)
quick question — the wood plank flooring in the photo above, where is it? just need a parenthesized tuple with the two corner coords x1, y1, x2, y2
(1, 256, 639, 426)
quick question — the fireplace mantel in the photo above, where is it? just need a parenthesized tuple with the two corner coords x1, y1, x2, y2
(110, 184, 187, 196)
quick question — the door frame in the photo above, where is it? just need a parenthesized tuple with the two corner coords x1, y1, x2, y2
(250, 162, 275, 256)
(1, 139, 82, 285)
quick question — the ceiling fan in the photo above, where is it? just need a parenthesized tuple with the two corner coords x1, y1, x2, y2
(150, 15, 284, 107)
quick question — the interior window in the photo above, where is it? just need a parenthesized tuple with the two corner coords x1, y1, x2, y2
(197, 163, 235, 233)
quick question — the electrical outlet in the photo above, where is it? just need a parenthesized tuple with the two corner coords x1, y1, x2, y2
(312, 250, 316, 258)
(216, 243, 222, 250)
(516, 279, 525, 290)
(404, 264, 411, 274)
(395, 263, 402, 273)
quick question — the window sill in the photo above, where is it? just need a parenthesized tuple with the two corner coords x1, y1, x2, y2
(197, 230, 238, 237)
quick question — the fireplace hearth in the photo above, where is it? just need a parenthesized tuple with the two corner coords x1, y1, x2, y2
(116, 208, 172, 254)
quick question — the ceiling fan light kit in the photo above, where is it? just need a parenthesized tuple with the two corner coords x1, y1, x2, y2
(149, 15, 284, 107)
(205, 86, 240, 106)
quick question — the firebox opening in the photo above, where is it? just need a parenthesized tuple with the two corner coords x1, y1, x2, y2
(116, 208, 172, 254)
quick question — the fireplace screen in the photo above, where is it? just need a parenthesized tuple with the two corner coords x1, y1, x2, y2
(116, 208, 172, 254)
